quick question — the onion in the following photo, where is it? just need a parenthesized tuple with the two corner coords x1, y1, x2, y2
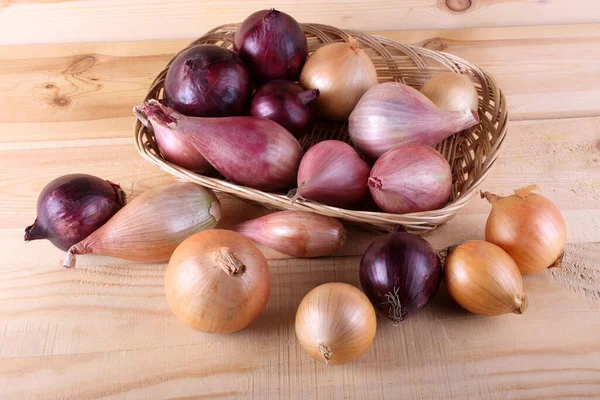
(138, 100, 302, 191)
(165, 230, 270, 333)
(359, 229, 442, 324)
(232, 211, 346, 258)
(249, 80, 319, 138)
(63, 183, 221, 268)
(444, 240, 528, 316)
(300, 37, 378, 120)
(234, 9, 307, 82)
(482, 185, 566, 274)
(164, 45, 251, 117)
(349, 82, 480, 158)
(368, 144, 452, 214)
(295, 283, 376, 364)
(420, 72, 479, 112)
(289, 140, 370, 208)
(24, 174, 125, 251)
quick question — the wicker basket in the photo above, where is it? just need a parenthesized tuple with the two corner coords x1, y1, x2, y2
(134, 23, 508, 233)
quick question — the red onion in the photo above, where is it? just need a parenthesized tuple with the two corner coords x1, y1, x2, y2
(289, 140, 370, 208)
(360, 229, 442, 324)
(349, 82, 479, 158)
(164, 45, 251, 117)
(249, 80, 319, 138)
(139, 100, 302, 191)
(369, 144, 452, 214)
(24, 174, 126, 251)
(234, 9, 307, 82)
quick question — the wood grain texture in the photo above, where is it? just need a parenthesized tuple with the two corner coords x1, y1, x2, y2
(2, 0, 600, 45)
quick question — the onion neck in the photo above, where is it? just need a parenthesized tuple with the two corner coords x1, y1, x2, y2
(24, 220, 46, 242)
(368, 177, 382, 190)
(514, 293, 528, 314)
(480, 190, 501, 204)
(63, 242, 88, 269)
(298, 89, 320, 106)
(514, 184, 540, 199)
(318, 343, 333, 363)
(108, 181, 127, 206)
(347, 36, 359, 52)
(216, 248, 246, 277)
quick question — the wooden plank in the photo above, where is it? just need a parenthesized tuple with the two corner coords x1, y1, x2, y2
(1, 243, 599, 399)
(1, 0, 600, 45)
(2, 25, 599, 130)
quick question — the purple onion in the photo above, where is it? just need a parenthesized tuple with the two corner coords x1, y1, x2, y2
(359, 230, 442, 324)
(234, 9, 307, 82)
(164, 45, 251, 117)
(24, 174, 126, 251)
(250, 80, 319, 138)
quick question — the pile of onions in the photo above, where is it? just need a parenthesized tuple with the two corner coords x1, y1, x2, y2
(349, 82, 479, 158)
(234, 9, 307, 82)
(24, 174, 126, 251)
(233, 211, 346, 258)
(290, 140, 370, 208)
(138, 100, 302, 191)
(63, 183, 221, 268)
(295, 283, 376, 364)
(165, 230, 270, 333)
(359, 229, 442, 324)
(164, 45, 251, 117)
(300, 37, 378, 120)
(482, 185, 566, 274)
(444, 240, 528, 316)
(249, 80, 319, 138)
(420, 72, 479, 112)
(368, 145, 452, 214)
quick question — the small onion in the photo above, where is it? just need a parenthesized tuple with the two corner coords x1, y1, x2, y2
(444, 240, 528, 316)
(482, 185, 566, 274)
(166, 230, 270, 333)
(368, 145, 452, 214)
(349, 82, 479, 158)
(24, 174, 126, 251)
(295, 283, 376, 365)
(300, 37, 378, 120)
(420, 72, 479, 112)
(233, 211, 346, 258)
(234, 9, 307, 82)
(249, 80, 319, 138)
(289, 140, 370, 208)
(359, 230, 442, 324)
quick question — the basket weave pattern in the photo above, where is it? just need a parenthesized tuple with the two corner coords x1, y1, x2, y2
(135, 23, 508, 233)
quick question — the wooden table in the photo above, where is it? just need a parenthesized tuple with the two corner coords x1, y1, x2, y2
(1, 2, 600, 399)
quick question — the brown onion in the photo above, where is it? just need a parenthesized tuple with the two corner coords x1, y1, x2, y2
(369, 145, 452, 214)
(420, 73, 479, 112)
(349, 82, 479, 158)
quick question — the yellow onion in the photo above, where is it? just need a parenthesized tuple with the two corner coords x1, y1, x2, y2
(482, 184, 566, 274)
(299, 36, 378, 120)
(420, 72, 479, 112)
(295, 283, 376, 365)
(444, 240, 528, 316)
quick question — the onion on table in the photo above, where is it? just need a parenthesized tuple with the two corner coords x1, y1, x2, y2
(165, 230, 270, 333)
(63, 183, 221, 268)
(232, 211, 346, 258)
(25, 174, 126, 251)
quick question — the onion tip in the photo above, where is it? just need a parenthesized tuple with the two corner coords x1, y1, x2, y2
(216, 248, 246, 277)
(287, 188, 301, 203)
(514, 184, 541, 199)
(480, 190, 500, 204)
(319, 343, 333, 363)
(515, 293, 528, 314)
(367, 177, 382, 190)
(63, 250, 76, 269)
(24, 221, 44, 242)
(298, 89, 320, 106)
(549, 252, 565, 269)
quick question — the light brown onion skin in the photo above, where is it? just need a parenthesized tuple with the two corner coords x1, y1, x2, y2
(300, 38, 378, 120)
(232, 211, 346, 258)
(349, 82, 479, 158)
(165, 230, 270, 333)
(420, 73, 479, 112)
(369, 144, 452, 214)
(294, 140, 370, 208)
(295, 283, 376, 364)
(444, 240, 527, 316)
(483, 186, 566, 274)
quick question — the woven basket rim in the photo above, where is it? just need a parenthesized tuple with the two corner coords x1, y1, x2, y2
(134, 23, 508, 233)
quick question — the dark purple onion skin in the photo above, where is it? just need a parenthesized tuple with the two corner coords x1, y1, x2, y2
(24, 174, 126, 251)
(234, 9, 308, 83)
(250, 80, 319, 138)
(359, 230, 442, 324)
(164, 44, 251, 117)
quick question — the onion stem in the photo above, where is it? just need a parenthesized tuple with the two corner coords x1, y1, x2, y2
(216, 248, 246, 277)
(318, 343, 333, 363)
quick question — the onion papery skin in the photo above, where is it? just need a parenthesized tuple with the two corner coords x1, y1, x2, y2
(24, 174, 126, 251)
(368, 144, 452, 214)
(420, 72, 479, 112)
(359, 231, 442, 324)
(234, 9, 307, 83)
(164, 45, 251, 117)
